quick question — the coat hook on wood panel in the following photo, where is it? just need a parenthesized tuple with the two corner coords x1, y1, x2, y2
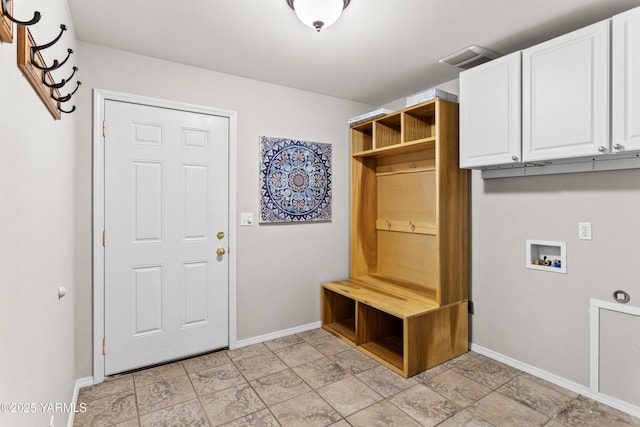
(0, 0, 41, 43)
(17, 25, 61, 119)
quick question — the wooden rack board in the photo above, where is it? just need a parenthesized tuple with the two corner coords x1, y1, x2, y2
(0, 0, 13, 43)
(322, 98, 469, 377)
(322, 279, 468, 377)
(17, 24, 61, 120)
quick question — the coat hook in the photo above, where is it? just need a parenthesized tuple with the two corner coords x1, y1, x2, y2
(33, 49, 73, 72)
(1, 0, 41, 26)
(31, 24, 66, 56)
(386, 219, 391, 229)
(62, 65, 78, 82)
(42, 66, 77, 90)
(57, 101, 75, 114)
(42, 75, 65, 89)
(52, 80, 80, 103)
(409, 221, 415, 232)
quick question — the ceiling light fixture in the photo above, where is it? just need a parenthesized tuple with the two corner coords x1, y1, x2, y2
(286, 0, 351, 32)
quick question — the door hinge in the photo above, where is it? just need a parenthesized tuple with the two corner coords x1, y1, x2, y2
(102, 121, 107, 137)
(102, 230, 106, 247)
(102, 338, 107, 355)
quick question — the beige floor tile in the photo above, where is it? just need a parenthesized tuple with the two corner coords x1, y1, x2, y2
(306, 335, 352, 356)
(413, 363, 449, 383)
(422, 369, 491, 407)
(182, 351, 232, 374)
(317, 376, 383, 417)
(520, 371, 579, 398)
(346, 400, 422, 427)
(467, 391, 549, 426)
(553, 395, 640, 426)
(73, 329, 640, 427)
(200, 384, 265, 427)
(136, 375, 196, 415)
(356, 365, 417, 398)
(328, 348, 379, 374)
(234, 353, 288, 381)
(220, 409, 280, 426)
(437, 409, 494, 426)
(274, 342, 325, 367)
(443, 351, 478, 368)
(453, 354, 521, 389)
(115, 418, 140, 427)
(389, 383, 461, 427)
(133, 362, 186, 387)
(249, 369, 312, 406)
(74, 390, 138, 426)
(269, 390, 341, 427)
(189, 363, 246, 395)
(78, 375, 134, 403)
(263, 334, 305, 351)
(227, 343, 272, 362)
(497, 374, 575, 417)
(139, 399, 209, 427)
(296, 328, 331, 342)
(292, 358, 350, 389)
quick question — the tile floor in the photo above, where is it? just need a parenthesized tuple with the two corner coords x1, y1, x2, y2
(75, 328, 640, 426)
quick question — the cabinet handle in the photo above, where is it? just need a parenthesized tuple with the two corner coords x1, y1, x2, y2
(597, 146, 606, 152)
(511, 155, 519, 162)
(613, 144, 623, 150)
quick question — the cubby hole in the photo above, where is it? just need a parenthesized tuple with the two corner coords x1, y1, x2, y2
(526, 239, 566, 273)
(358, 305, 404, 370)
(374, 113, 401, 148)
(402, 104, 435, 142)
(321, 288, 356, 344)
(351, 123, 373, 153)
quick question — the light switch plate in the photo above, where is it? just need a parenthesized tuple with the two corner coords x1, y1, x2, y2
(578, 222, 592, 240)
(240, 212, 254, 226)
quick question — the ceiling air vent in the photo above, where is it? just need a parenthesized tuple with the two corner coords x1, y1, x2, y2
(439, 45, 500, 70)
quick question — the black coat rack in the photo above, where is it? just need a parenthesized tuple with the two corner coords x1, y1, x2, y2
(2, 0, 79, 120)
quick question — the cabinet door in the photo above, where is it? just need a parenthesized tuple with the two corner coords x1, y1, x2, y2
(460, 51, 521, 168)
(522, 20, 609, 162)
(612, 6, 640, 152)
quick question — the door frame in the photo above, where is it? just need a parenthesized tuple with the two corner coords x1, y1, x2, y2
(92, 89, 238, 384)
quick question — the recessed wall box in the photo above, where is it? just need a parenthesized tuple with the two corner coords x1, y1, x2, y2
(526, 240, 566, 273)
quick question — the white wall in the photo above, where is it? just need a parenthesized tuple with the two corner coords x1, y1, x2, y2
(0, 1, 77, 426)
(471, 169, 640, 387)
(74, 42, 372, 378)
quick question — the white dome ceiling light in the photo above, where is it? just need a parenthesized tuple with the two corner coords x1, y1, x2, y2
(286, 0, 351, 32)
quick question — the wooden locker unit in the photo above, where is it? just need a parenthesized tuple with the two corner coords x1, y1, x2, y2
(321, 98, 469, 377)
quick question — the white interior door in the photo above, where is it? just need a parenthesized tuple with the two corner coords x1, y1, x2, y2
(104, 99, 229, 375)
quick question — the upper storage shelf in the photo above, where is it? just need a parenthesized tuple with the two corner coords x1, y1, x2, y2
(352, 100, 438, 158)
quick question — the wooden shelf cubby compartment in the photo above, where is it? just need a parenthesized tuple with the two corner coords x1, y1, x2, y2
(323, 98, 469, 377)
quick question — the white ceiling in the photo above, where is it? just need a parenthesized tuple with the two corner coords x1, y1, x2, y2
(68, 0, 640, 106)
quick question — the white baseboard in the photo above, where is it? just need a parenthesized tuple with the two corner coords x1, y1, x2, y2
(232, 321, 322, 349)
(68, 377, 94, 427)
(470, 343, 640, 419)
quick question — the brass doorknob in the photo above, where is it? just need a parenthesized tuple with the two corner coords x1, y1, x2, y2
(216, 247, 226, 256)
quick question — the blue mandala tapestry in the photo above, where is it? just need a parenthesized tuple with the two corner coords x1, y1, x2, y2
(259, 136, 332, 223)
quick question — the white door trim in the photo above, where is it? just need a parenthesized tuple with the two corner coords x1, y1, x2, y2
(92, 89, 238, 383)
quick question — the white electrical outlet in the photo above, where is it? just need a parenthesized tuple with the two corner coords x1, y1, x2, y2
(578, 222, 592, 240)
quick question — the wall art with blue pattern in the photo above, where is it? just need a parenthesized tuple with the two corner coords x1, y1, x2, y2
(259, 136, 332, 223)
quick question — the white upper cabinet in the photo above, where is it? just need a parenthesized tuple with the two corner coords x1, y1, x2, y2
(522, 20, 610, 162)
(612, 7, 640, 152)
(460, 52, 521, 168)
